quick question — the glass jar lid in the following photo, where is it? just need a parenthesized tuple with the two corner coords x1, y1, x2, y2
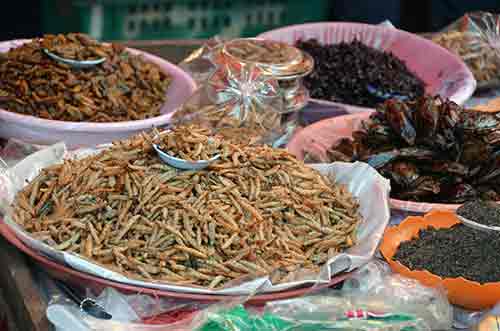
(222, 38, 314, 79)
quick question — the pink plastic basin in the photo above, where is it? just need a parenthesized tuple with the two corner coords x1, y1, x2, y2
(258, 22, 476, 113)
(0, 39, 197, 149)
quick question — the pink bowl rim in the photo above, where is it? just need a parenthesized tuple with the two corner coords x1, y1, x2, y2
(258, 21, 476, 108)
(0, 39, 197, 133)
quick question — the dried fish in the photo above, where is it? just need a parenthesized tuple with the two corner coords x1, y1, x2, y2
(171, 103, 282, 146)
(432, 31, 499, 84)
(224, 39, 298, 64)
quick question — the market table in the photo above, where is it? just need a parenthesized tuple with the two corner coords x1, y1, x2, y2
(0, 39, 350, 331)
(0, 39, 205, 331)
(0, 36, 493, 331)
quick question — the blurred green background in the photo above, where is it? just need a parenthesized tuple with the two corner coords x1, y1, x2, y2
(1, 0, 500, 41)
(41, 0, 332, 40)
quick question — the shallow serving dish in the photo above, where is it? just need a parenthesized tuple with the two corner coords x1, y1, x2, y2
(379, 210, 500, 310)
(0, 39, 196, 149)
(258, 22, 476, 113)
(0, 141, 390, 296)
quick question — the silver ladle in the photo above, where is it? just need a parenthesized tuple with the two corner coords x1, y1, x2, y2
(456, 214, 500, 233)
(152, 130, 221, 170)
(43, 48, 106, 69)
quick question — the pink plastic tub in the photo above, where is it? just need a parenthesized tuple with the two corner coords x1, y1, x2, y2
(258, 22, 476, 113)
(0, 39, 196, 149)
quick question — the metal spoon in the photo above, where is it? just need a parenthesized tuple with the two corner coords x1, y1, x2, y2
(43, 48, 106, 69)
(456, 214, 500, 233)
(152, 128, 221, 170)
(153, 143, 221, 170)
(152, 143, 221, 171)
(54, 280, 112, 320)
(366, 84, 409, 102)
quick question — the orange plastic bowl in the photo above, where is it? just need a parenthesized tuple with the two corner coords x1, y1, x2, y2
(379, 210, 500, 310)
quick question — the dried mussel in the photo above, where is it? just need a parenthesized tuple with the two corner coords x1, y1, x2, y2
(315, 96, 500, 203)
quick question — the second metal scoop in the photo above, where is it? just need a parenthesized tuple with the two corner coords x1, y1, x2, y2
(366, 84, 409, 102)
(55, 280, 112, 320)
(456, 214, 500, 233)
(152, 143, 221, 170)
(43, 48, 106, 69)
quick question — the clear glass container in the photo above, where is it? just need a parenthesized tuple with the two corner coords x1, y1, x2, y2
(221, 38, 314, 113)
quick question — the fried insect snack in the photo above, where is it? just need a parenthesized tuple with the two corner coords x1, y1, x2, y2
(11, 128, 361, 288)
(155, 125, 224, 161)
(172, 104, 282, 146)
(432, 31, 499, 84)
(0, 33, 172, 122)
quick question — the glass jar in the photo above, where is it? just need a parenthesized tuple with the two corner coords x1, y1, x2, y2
(221, 38, 314, 113)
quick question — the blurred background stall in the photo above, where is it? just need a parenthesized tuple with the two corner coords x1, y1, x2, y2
(0, 0, 500, 41)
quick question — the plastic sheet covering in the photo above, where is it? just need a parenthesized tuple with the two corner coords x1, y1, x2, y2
(265, 261, 452, 330)
(197, 304, 430, 331)
(176, 37, 306, 146)
(48, 298, 431, 331)
(432, 11, 500, 90)
(46, 285, 210, 331)
(0, 142, 390, 295)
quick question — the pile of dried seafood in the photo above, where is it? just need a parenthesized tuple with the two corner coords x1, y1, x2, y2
(11, 128, 360, 288)
(41, 33, 107, 61)
(296, 39, 425, 107)
(154, 125, 224, 161)
(307, 96, 500, 203)
(0, 33, 172, 122)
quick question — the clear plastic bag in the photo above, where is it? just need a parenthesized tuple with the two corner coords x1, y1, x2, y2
(475, 303, 500, 331)
(175, 37, 312, 146)
(205, 304, 430, 331)
(432, 11, 500, 89)
(265, 261, 453, 331)
(0, 138, 44, 167)
(171, 61, 285, 146)
(44, 283, 212, 331)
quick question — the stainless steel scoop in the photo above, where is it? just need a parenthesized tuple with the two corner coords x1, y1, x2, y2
(456, 214, 500, 233)
(43, 48, 106, 69)
(152, 129, 221, 170)
(153, 143, 221, 170)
